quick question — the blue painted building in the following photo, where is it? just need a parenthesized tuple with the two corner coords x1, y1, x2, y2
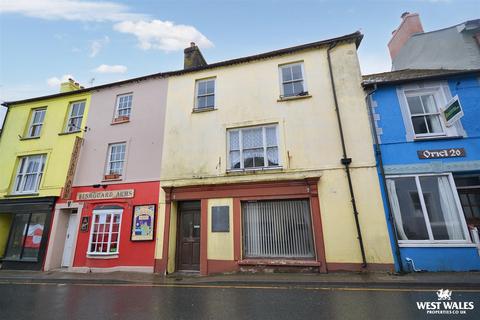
(363, 69, 480, 272)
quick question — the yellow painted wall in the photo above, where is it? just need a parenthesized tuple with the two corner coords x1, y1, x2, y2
(0, 214, 13, 257)
(167, 202, 178, 274)
(157, 40, 393, 265)
(0, 92, 90, 199)
(207, 198, 234, 261)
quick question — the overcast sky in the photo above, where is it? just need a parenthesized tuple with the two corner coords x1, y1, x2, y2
(0, 0, 479, 127)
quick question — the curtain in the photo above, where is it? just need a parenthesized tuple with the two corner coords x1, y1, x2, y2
(437, 176, 465, 240)
(386, 179, 408, 240)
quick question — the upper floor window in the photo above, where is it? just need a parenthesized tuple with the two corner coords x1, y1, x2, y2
(105, 143, 126, 179)
(406, 92, 444, 137)
(195, 78, 215, 110)
(65, 101, 86, 133)
(228, 124, 279, 170)
(88, 209, 122, 255)
(13, 154, 46, 194)
(114, 94, 133, 121)
(27, 108, 46, 138)
(279, 62, 307, 98)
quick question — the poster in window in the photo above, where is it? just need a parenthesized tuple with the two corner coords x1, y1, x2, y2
(131, 205, 155, 241)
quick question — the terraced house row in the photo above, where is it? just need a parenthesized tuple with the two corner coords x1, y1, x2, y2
(1, 15, 479, 274)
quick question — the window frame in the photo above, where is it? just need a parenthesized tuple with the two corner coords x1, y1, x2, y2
(227, 124, 281, 171)
(278, 62, 308, 98)
(105, 142, 127, 177)
(12, 154, 47, 195)
(387, 173, 471, 246)
(26, 108, 46, 138)
(114, 93, 133, 121)
(65, 100, 86, 133)
(194, 78, 216, 110)
(87, 209, 123, 256)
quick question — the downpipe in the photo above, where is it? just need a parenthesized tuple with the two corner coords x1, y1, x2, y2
(327, 42, 367, 268)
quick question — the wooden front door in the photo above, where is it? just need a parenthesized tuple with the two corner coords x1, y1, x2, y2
(176, 201, 201, 271)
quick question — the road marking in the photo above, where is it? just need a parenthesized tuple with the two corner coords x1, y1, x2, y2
(0, 281, 479, 293)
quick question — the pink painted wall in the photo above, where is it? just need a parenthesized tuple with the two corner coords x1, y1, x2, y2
(73, 77, 167, 186)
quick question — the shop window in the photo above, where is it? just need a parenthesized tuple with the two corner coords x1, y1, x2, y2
(386, 174, 469, 243)
(455, 174, 480, 240)
(65, 101, 86, 133)
(26, 108, 46, 138)
(4, 212, 47, 261)
(279, 62, 307, 98)
(88, 209, 122, 255)
(242, 199, 315, 259)
(13, 154, 46, 194)
(228, 124, 279, 170)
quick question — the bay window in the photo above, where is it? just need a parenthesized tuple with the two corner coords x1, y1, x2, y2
(88, 209, 122, 255)
(386, 174, 469, 243)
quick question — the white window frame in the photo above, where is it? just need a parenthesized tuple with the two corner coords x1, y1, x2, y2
(387, 173, 471, 247)
(105, 142, 126, 176)
(398, 84, 465, 141)
(278, 62, 308, 98)
(27, 108, 46, 138)
(12, 154, 46, 194)
(114, 93, 133, 120)
(87, 209, 123, 255)
(195, 78, 216, 110)
(227, 124, 280, 171)
(65, 100, 86, 133)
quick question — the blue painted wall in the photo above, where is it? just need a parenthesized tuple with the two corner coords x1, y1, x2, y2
(370, 74, 480, 272)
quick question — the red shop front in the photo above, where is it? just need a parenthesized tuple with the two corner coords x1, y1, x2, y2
(51, 181, 159, 273)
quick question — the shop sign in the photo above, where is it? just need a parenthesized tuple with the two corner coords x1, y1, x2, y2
(62, 137, 83, 199)
(442, 95, 463, 127)
(417, 148, 466, 159)
(131, 205, 155, 241)
(76, 189, 134, 201)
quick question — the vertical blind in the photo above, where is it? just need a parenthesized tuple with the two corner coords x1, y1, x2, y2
(242, 199, 315, 259)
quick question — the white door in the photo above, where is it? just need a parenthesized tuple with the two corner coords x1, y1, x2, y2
(61, 213, 78, 267)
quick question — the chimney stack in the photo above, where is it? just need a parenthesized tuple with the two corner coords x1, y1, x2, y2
(60, 78, 83, 93)
(184, 42, 207, 69)
(388, 12, 424, 60)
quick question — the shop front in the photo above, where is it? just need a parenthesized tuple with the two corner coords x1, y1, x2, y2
(46, 182, 159, 273)
(0, 197, 56, 270)
(155, 178, 327, 275)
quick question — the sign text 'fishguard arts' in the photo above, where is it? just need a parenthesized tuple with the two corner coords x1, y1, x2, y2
(76, 189, 135, 201)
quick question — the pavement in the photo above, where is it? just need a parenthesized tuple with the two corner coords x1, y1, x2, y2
(1, 269, 480, 289)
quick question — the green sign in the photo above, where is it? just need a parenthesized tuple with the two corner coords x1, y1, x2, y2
(443, 95, 463, 126)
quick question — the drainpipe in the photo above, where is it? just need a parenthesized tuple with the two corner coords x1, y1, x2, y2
(365, 84, 404, 273)
(327, 42, 367, 268)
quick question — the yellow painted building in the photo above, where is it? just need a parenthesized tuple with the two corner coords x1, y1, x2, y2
(154, 32, 394, 275)
(0, 81, 90, 270)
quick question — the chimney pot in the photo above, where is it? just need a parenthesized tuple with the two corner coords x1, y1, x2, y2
(190, 42, 196, 47)
(401, 12, 410, 19)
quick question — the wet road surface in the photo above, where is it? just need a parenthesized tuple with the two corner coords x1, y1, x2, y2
(0, 282, 479, 320)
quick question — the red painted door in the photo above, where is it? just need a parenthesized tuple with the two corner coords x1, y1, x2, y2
(177, 202, 201, 271)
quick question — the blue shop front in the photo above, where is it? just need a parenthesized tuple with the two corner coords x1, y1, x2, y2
(364, 69, 480, 272)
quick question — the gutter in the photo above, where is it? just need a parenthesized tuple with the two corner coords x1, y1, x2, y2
(364, 84, 404, 273)
(326, 42, 367, 268)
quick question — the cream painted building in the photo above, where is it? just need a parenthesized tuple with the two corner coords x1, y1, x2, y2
(154, 32, 394, 275)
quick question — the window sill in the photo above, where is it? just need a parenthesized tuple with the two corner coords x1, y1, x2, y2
(19, 136, 40, 141)
(226, 166, 283, 175)
(87, 254, 119, 259)
(413, 135, 464, 142)
(4, 193, 40, 198)
(192, 107, 217, 113)
(58, 130, 81, 136)
(239, 259, 319, 267)
(277, 94, 312, 102)
(111, 119, 130, 125)
(399, 242, 477, 248)
(102, 178, 123, 183)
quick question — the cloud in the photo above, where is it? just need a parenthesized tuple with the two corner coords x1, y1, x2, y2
(358, 51, 392, 75)
(93, 64, 127, 74)
(90, 36, 110, 57)
(46, 74, 75, 87)
(0, 0, 146, 22)
(114, 20, 213, 52)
